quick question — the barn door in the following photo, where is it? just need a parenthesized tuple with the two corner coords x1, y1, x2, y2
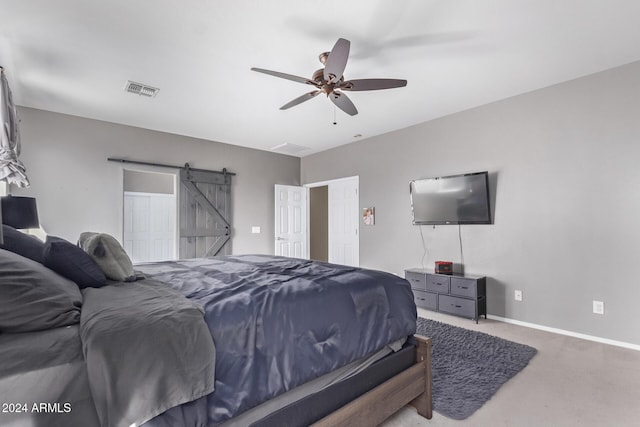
(179, 166, 232, 258)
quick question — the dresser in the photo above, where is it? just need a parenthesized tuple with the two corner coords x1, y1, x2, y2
(405, 268, 487, 323)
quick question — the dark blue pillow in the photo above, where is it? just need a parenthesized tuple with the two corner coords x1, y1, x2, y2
(0, 224, 45, 264)
(43, 236, 107, 288)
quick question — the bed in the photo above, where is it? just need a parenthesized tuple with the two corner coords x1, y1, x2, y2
(0, 234, 432, 427)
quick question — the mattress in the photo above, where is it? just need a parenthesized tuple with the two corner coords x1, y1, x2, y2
(220, 338, 406, 427)
(0, 333, 409, 427)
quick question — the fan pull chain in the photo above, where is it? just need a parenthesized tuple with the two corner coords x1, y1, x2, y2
(333, 105, 337, 125)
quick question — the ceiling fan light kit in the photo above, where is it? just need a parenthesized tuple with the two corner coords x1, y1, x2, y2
(251, 38, 407, 116)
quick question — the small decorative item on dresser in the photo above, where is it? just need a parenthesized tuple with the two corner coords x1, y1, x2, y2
(434, 261, 453, 275)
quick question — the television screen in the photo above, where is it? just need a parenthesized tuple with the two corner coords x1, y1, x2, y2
(410, 171, 491, 225)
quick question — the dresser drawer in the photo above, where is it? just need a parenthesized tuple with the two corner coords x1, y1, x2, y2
(413, 290, 437, 310)
(438, 295, 476, 319)
(405, 271, 427, 291)
(426, 274, 450, 293)
(450, 277, 477, 298)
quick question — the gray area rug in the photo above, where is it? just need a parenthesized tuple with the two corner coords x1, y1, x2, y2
(416, 317, 537, 420)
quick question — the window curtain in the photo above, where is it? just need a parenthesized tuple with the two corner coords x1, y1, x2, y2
(0, 67, 30, 188)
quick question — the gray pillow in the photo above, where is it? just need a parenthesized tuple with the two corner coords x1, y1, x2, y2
(0, 248, 82, 333)
(78, 232, 135, 281)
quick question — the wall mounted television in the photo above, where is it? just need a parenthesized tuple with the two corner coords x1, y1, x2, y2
(409, 171, 491, 225)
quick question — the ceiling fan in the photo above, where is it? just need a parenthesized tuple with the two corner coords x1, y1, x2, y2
(251, 38, 407, 116)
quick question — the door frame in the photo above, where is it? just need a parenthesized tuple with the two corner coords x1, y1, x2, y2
(305, 176, 359, 266)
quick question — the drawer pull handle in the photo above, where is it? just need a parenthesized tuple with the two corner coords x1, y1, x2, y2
(454, 305, 462, 308)
(460, 286, 468, 289)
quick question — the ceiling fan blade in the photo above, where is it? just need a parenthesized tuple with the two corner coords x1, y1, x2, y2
(330, 91, 358, 116)
(280, 90, 321, 110)
(340, 78, 407, 91)
(324, 38, 350, 83)
(251, 67, 313, 85)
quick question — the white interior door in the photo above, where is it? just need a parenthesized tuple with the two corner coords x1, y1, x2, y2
(274, 184, 308, 258)
(124, 192, 176, 263)
(328, 177, 359, 266)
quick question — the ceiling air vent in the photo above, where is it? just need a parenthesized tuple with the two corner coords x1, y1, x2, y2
(125, 80, 159, 98)
(270, 143, 310, 155)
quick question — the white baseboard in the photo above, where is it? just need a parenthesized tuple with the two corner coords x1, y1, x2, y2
(487, 314, 640, 352)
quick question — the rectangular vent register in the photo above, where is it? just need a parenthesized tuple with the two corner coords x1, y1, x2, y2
(125, 80, 159, 97)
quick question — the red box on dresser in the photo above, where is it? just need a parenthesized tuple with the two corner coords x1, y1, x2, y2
(434, 261, 453, 275)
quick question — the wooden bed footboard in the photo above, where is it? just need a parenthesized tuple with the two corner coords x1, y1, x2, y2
(311, 335, 433, 427)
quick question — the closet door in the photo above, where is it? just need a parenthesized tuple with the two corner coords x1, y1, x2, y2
(123, 192, 176, 263)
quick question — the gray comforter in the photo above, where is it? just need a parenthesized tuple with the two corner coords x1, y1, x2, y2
(80, 280, 216, 427)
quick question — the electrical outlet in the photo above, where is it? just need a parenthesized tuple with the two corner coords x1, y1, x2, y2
(514, 290, 523, 301)
(593, 300, 604, 315)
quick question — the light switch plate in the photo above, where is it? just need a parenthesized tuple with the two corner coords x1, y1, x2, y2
(593, 300, 604, 315)
(251, 226, 261, 234)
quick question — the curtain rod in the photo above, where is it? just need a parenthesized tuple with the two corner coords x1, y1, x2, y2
(107, 157, 236, 176)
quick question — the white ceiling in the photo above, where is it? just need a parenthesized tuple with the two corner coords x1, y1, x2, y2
(1, 0, 640, 157)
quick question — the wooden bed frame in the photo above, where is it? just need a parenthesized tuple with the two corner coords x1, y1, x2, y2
(312, 335, 433, 427)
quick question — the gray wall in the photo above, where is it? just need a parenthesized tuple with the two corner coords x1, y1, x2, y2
(302, 61, 640, 346)
(309, 186, 328, 261)
(14, 107, 300, 255)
